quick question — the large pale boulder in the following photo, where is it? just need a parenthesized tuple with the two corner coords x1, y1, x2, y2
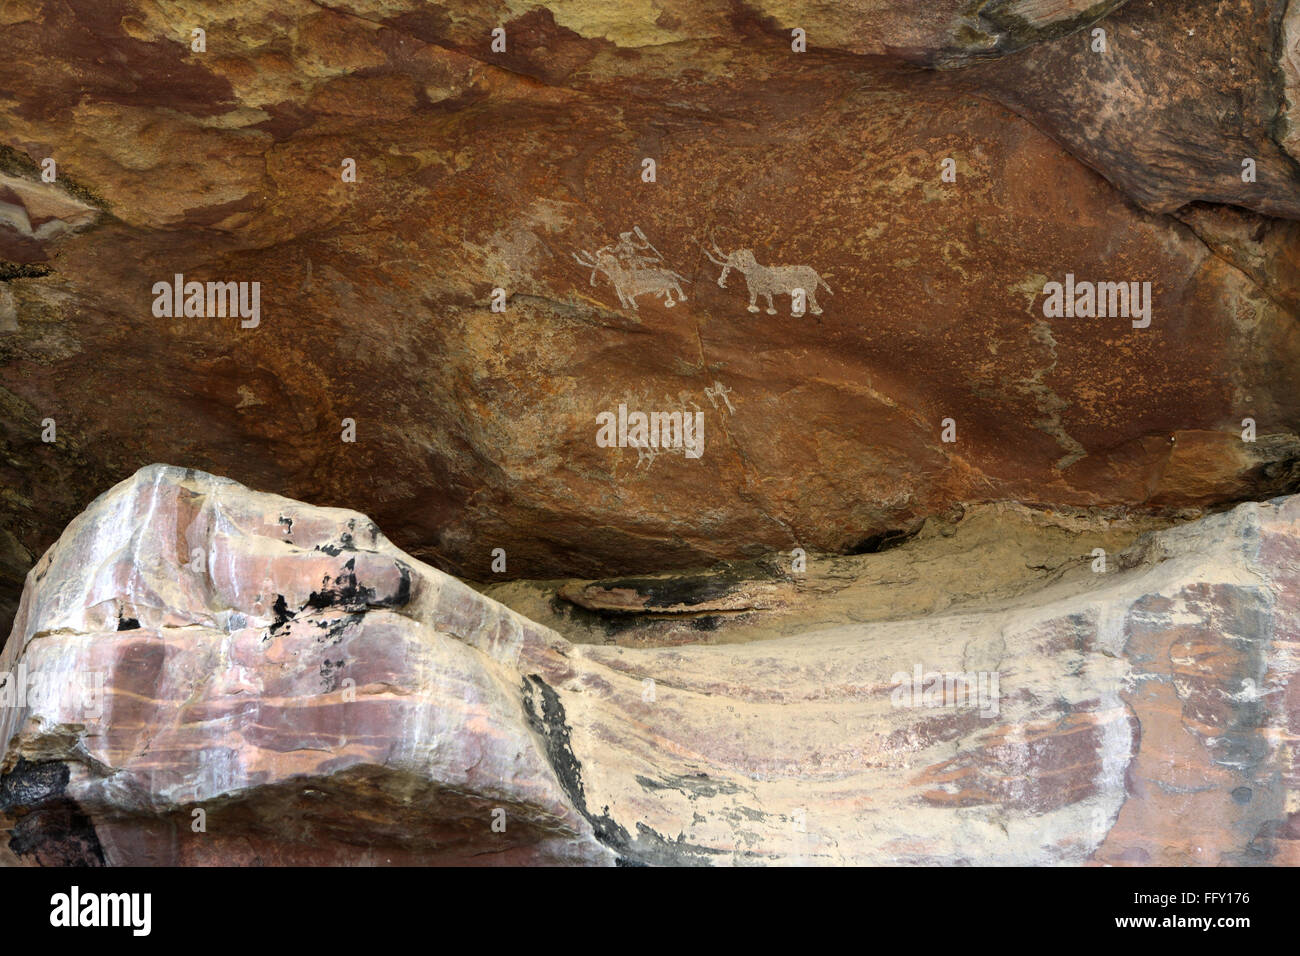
(2, 465, 1298, 865)
(0, 465, 612, 865)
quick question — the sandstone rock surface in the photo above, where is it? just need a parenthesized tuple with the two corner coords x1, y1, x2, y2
(3, 0, 1300, 865)
(1, 0, 1298, 636)
(3, 465, 1298, 865)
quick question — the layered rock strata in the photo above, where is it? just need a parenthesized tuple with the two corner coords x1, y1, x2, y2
(2, 465, 1297, 865)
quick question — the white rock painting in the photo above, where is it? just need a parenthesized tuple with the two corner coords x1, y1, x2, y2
(573, 226, 689, 309)
(701, 239, 832, 315)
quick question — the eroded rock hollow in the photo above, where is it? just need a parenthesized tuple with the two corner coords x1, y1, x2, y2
(1, 0, 1299, 865)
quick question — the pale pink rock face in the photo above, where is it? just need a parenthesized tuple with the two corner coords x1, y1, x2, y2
(2, 465, 1298, 865)
(0, 466, 611, 866)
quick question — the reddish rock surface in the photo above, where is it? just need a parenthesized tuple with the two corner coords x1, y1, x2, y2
(974, 0, 1300, 219)
(0, 0, 1297, 636)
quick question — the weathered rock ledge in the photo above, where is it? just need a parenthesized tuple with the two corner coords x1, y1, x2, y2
(3, 0, 1300, 639)
(2, 465, 1297, 865)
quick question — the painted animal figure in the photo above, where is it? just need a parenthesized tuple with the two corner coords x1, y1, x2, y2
(573, 248, 689, 309)
(702, 242, 831, 315)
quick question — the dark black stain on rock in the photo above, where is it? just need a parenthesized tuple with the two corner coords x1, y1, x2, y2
(558, 562, 779, 620)
(306, 558, 370, 612)
(635, 772, 743, 800)
(313, 613, 362, 646)
(305, 557, 411, 613)
(0, 262, 52, 281)
(267, 557, 410, 641)
(0, 758, 105, 866)
(0, 757, 69, 810)
(846, 527, 916, 555)
(636, 574, 744, 609)
(117, 616, 140, 630)
(9, 800, 106, 866)
(268, 594, 293, 638)
(380, 560, 414, 609)
(521, 674, 723, 866)
(546, 594, 642, 638)
(320, 658, 347, 693)
(315, 532, 356, 556)
(1244, 455, 1300, 500)
(570, 572, 747, 611)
